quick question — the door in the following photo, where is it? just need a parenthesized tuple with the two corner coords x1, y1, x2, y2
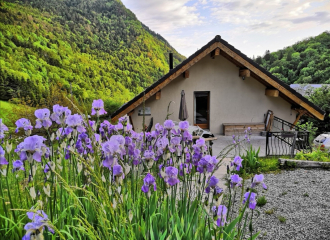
(194, 91, 210, 129)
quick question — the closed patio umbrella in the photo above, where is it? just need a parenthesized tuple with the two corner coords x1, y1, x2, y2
(179, 90, 189, 121)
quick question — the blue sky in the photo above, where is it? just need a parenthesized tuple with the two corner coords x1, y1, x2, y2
(121, 0, 330, 58)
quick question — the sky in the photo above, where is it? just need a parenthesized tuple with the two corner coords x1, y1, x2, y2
(121, 0, 330, 58)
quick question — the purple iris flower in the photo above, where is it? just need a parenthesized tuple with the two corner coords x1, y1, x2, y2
(91, 99, 107, 116)
(44, 162, 54, 173)
(197, 158, 208, 174)
(141, 173, 157, 193)
(113, 164, 124, 183)
(179, 121, 189, 131)
(113, 165, 123, 176)
(35, 109, 52, 129)
(0, 119, 9, 139)
(15, 118, 33, 134)
(18, 135, 47, 162)
(155, 123, 164, 132)
(230, 174, 242, 188)
(118, 116, 127, 124)
(165, 166, 180, 186)
(0, 146, 8, 165)
(143, 150, 155, 160)
(217, 205, 228, 227)
(89, 120, 96, 129)
(243, 192, 257, 210)
(196, 138, 205, 147)
(251, 174, 267, 190)
(132, 149, 141, 165)
(23, 209, 54, 240)
(182, 130, 192, 142)
(169, 137, 182, 153)
(50, 104, 71, 125)
(215, 186, 223, 195)
(65, 114, 85, 133)
(164, 120, 175, 130)
(12, 160, 25, 172)
(205, 175, 219, 193)
(231, 156, 243, 171)
(76, 133, 93, 155)
(110, 135, 125, 146)
(179, 163, 192, 176)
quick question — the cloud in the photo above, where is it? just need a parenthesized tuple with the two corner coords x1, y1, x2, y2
(121, 0, 330, 57)
(289, 11, 330, 24)
(121, 0, 202, 33)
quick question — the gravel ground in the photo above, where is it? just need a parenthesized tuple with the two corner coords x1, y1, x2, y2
(245, 168, 330, 240)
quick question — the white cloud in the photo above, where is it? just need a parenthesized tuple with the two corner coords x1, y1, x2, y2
(121, 0, 330, 57)
(122, 0, 202, 33)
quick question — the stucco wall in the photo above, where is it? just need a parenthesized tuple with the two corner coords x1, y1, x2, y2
(130, 55, 296, 134)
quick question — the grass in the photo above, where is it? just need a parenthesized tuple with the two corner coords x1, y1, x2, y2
(265, 208, 275, 215)
(303, 193, 309, 197)
(277, 215, 286, 223)
(281, 191, 288, 196)
(0, 100, 15, 125)
(257, 196, 267, 207)
(241, 156, 283, 178)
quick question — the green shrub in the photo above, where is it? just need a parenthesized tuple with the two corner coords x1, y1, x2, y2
(257, 196, 267, 207)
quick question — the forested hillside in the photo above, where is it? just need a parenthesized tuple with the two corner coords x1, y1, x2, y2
(254, 31, 330, 85)
(0, 0, 185, 112)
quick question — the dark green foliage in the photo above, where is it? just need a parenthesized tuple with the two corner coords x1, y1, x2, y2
(254, 31, 330, 85)
(0, 0, 185, 109)
(240, 146, 260, 173)
(257, 196, 267, 207)
(278, 215, 286, 223)
(300, 85, 330, 134)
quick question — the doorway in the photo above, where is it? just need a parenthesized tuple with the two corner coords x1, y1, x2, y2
(194, 91, 210, 129)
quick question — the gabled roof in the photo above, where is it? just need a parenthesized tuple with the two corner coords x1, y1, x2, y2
(111, 35, 325, 121)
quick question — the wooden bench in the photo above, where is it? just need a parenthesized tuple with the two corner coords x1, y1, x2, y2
(222, 123, 265, 136)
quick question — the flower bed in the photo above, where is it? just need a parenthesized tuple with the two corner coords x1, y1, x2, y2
(0, 100, 267, 239)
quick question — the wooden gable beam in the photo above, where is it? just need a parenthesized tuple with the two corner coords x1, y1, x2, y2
(215, 42, 324, 120)
(183, 70, 189, 79)
(211, 48, 220, 59)
(265, 89, 279, 97)
(239, 68, 250, 79)
(112, 42, 220, 121)
(155, 91, 161, 100)
(292, 109, 308, 126)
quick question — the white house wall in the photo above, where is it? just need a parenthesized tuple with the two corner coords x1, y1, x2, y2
(130, 55, 296, 134)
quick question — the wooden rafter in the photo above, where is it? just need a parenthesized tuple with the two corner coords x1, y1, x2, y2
(211, 48, 220, 59)
(239, 69, 250, 79)
(183, 70, 189, 79)
(265, 89, 279, 97)
(155, 91, 161, 100)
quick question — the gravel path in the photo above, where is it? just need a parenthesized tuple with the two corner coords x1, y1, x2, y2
(246, 168, 330, 240)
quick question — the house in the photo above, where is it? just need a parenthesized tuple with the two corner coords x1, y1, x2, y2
(111, 35, 325, 135)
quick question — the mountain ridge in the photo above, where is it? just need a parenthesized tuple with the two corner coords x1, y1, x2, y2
(0, 0, 185, 113)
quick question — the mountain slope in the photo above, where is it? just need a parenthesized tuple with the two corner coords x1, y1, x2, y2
(254, 31, 330, 85)
(0, 0, 185, 112)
